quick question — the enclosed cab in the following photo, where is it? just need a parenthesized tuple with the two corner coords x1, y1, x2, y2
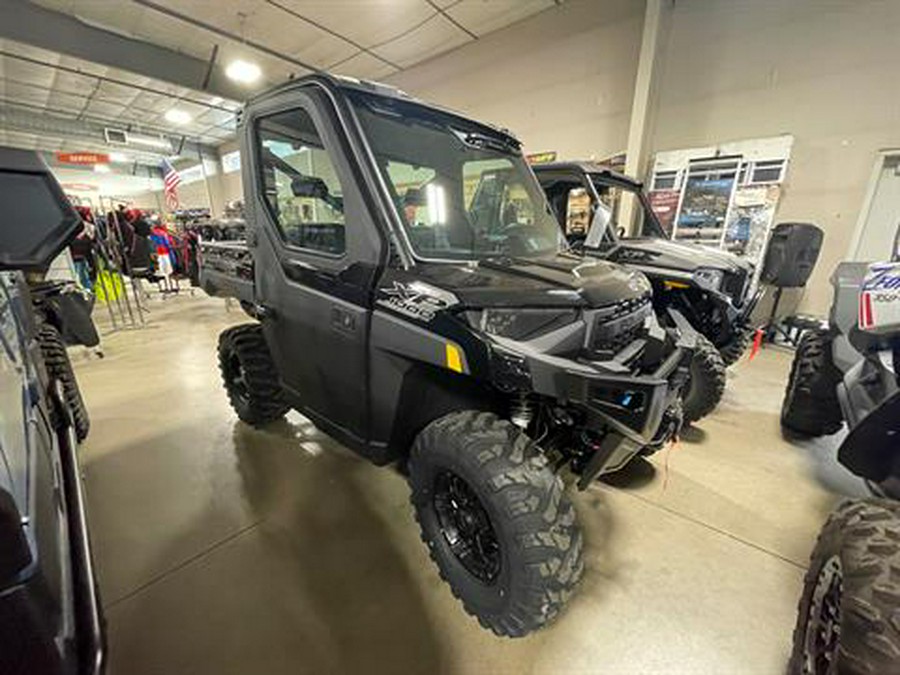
(201, 74, 698, 636)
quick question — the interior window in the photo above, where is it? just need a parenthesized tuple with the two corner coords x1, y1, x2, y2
(465, 159, 540, 236)
(384, 161, 437, 228)
(257, 108, 346, 255)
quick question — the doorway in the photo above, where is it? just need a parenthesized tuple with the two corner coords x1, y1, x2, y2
(851, 152, 900, 262)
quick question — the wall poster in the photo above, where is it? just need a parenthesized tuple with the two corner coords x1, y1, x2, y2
(647, 190, 680, 235)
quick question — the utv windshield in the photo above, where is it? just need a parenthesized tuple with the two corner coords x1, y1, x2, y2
(349, 92, 564, 261)
(583, 174, 668, 247)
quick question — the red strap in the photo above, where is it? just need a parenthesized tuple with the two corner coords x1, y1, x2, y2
(748, 328, 764, 361)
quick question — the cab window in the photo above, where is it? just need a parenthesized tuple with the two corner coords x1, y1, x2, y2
(256, 108, 346, 255)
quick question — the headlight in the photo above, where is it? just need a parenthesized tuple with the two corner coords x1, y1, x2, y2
(465, 308, 578, 340)
(692, 268, 724, 292)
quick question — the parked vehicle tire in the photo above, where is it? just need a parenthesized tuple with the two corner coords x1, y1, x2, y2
(38, 323, 90, 442)
(682, 334, 727, 424)
(781, 327, 843, 437)
(719, 327, 753, 366)
(218, 323, 289, 426)
(790, 499, 900, 675)
(408, 410, 584, 637)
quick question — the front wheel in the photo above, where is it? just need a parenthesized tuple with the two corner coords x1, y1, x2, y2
(682, 334, 727, 424)
(790, 499, 900, 675)
(408, 411, 583, 637)
(781, 327, 843, 437)
(718, 327, 753, 366)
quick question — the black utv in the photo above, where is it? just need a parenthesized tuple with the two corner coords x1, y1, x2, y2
(0, 148, 104, 674)
(201, 74, 698, 636)
(534, 162, 758, 374)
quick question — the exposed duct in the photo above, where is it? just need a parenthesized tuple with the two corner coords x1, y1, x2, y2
(0, 104, 218, 167)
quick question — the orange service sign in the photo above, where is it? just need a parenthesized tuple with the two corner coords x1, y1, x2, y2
(56, 152, 110, 165)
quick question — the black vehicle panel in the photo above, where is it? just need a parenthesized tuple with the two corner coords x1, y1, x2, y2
(244, 86, 384, 442)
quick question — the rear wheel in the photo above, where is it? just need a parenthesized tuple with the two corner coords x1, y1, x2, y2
(790, 499, 900, 675)
(218, 323, 289, 426)
(38, 324, 90, 442)
(408, 411, 583, 637)
(682, 334, 727, 424)
(781, 327, 843, 437)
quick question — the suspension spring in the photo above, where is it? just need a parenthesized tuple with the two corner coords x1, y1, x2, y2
(509, 393, 534, 429)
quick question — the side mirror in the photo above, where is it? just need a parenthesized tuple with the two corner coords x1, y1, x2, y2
(0, 147, 82, 270)
(584, 202, 612, 249)
(0, 487, 31, 588)
(291, 175, 330, 200)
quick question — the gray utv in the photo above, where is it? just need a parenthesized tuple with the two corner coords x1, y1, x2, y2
(535, 162, 766, 422)
(0, 148, 104, 674)
(781, 260, 900, 673)
(201, 74, 699, 636)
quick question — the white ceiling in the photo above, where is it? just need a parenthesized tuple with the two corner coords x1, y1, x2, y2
(0, 0, 555, 158)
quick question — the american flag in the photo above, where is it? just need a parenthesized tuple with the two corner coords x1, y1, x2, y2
(160, 158, 181, 211)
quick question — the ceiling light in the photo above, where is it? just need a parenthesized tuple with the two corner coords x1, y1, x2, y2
(109, 152, 129, 162)
(165, 109, 192, 125)
(94, 164, 111, 173)
(128, 134, 172, 151)
(226, 59, 261, 84)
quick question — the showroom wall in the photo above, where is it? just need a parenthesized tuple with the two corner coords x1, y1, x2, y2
(384, 0, 645, 162)
(648, 0, 900, 314)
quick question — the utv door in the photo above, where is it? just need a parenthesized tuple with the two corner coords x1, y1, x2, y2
(242, 87, 384, 445)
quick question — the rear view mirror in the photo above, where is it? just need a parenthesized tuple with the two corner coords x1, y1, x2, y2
(291, 175, 330, 200)
(0, 487, 31, 587)
(0, 147, 82, 270)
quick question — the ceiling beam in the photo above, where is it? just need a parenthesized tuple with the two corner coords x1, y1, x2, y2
(0, 0, 251, 102)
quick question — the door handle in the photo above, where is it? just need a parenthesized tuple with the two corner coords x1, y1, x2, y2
(331, 306, 356, 333)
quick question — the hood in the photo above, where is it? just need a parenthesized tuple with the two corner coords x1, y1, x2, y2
(407, 253, 651, 309)
(604, 238, 753, 275)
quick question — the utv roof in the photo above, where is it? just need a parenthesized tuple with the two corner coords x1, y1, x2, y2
(532, 161, 644, 191)
(244, 72, 520, 147)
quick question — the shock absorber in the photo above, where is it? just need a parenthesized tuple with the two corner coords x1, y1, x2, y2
(509, 392, 533, 430)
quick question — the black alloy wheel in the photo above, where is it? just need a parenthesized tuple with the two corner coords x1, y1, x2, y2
(223, 352, 250, 406)
(801, 555, 843, 674)
(433, 470, 501, 584)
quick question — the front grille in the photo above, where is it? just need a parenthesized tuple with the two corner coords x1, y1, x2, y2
(587, 296, 652, 359)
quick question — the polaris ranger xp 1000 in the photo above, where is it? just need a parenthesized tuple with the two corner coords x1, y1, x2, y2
(201, 75, 697, 637)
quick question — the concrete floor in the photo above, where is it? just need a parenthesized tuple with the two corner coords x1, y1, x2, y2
(72, 294, 866, 675)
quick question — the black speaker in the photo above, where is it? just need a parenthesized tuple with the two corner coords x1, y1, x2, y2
(761, 222, 824, 288)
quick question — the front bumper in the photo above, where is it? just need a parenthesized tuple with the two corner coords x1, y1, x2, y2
(489, 311, 695, 484)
